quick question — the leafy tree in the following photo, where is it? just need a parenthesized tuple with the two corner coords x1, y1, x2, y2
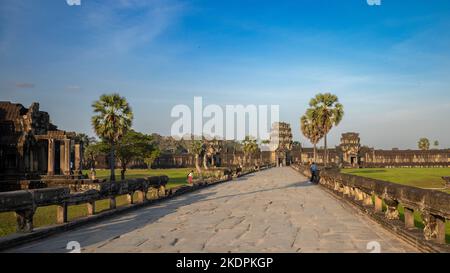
(144, 148, 161, 169)
(292, 141, 302, 149)
(433, 140, 439, 148)
(116, 130, 156, 180)
(204, 138, 222, 168)
(91, 93, 133, 181)
(308, 93, 344, 165)
(418, 138, 430, 151)
(83, 140, 110, 169)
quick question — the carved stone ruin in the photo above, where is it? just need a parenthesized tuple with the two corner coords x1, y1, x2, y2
(0, 101, 88, 191)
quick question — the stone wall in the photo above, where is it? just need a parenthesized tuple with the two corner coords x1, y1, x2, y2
(297, 132, 449, 168)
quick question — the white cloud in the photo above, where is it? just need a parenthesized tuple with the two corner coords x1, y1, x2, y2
(81, 0, 186, 55)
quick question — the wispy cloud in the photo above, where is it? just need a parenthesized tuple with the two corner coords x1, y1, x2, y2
(81, 0, 187, 55)
(66, 85, 81, 90)
(15, 82, 35, 89)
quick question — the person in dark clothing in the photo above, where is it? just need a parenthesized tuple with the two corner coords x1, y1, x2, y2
(310, 162, 318, 183)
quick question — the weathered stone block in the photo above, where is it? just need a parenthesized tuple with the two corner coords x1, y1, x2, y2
(0, 191, 33, 212)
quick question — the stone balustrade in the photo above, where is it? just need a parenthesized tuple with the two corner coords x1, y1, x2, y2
(292, 164, 450, 247)
(0, 164, 274, 238)
(443, 177, 450, 189)
(0, 176, 170, 233)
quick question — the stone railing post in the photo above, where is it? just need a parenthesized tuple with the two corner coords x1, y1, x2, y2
(423, 212, 446, 244)
(384, 198, 399, 220)
(363, 193, 373, 206)
(374, 196, 383, 213)
(343, 185, 350, 196)
(87, 201, 95, 216)
(334, 181, 339, 191)
(354, 189, 364, 201)
(110, 196, 116, 209)
(135, 191, 145, 203)
(404, 207, 415, 228)
(158, 185, 166, 198)
(56, 203, 68, 224)
(127, 192, 134, 205)
(15, 209, 35, 233)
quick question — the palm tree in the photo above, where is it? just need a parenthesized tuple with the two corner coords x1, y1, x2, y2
(74, 133, 94, 147)
(308, 93, 344, 165)
(418, 138, 430, 151)
(242, 136, 258, 166)
(190, 139, 204, 174)
(91, 93, 133, 181)
(300, 111, 324, 162)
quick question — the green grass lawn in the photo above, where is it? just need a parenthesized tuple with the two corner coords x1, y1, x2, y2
(0, 168, 194, 237)
(83, 168, 195, 189)
(343, 168, 450, 243)
(342, 168, 450, 192)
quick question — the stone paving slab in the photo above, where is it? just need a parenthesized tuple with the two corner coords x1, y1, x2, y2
(7, 167, 418, 253)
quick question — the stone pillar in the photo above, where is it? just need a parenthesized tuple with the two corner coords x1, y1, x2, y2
(363, 193, 373, 206)
(374, 196, 383, 212)
(64, 139, 71, 175)
(110, 197, 116, 209)
(60, 141, 66, 175)
(384, 199, 399, 220)
(354, 189, 364, 201)
(16, 209, 35, 233)
(136, 191, 145, 203)
(435, 216, 447, 244)
(56, 204, 68, 224)
(48, 139, 55, 175)
(343, 186, 350, 196)
(404, 207, 415, 228)
(423, 213, 447, 244)
(127, 193, 134, 205)
(87, 201, 95, 216)
(158, 185, 166, 198)
(74, 143, 82, 175)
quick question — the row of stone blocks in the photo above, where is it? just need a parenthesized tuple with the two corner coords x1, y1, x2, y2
(291, 164, 450, 250)
(0, 164, 275, 237)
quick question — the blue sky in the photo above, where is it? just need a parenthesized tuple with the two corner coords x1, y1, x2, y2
(1, 0, 450, 149)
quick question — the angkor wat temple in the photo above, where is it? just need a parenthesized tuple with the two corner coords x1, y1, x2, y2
(151, 131, 448, 169)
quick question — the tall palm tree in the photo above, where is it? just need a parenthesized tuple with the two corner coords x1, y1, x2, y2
(91, 93, 133, 181)
(300, 111, 323, 162)
(308, 93, 344, 165)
